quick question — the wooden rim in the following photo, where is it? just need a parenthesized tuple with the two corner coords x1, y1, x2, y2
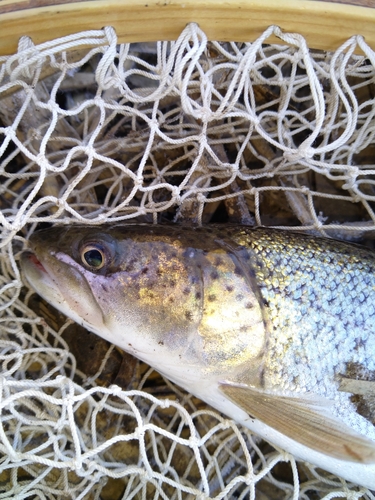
(0, 0, 374, 56)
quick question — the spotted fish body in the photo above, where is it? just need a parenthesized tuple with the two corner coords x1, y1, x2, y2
(21, 225, 375, 488)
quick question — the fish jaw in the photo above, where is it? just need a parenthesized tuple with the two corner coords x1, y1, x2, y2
(21, 249, 108, 337)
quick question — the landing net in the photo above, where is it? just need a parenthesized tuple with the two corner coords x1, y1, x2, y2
(0, 23, 375, 499)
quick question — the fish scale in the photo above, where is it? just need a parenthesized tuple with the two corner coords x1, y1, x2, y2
(230, 229, 375, 438)
(20, 224, 375, 488)
(233, 232, 373, 357)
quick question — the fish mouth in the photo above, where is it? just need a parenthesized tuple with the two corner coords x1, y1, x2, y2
(22, 251, 48, 274)
(20, 249, 66, 306)
(20, 246, 108, 337)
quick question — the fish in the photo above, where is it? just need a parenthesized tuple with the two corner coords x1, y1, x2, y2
(20, 224, 375, 489)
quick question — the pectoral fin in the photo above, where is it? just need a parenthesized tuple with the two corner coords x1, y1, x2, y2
(220, 383, 375, 463)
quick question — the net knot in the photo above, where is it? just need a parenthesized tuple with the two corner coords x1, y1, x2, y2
(196, 107, 212, 123)
(11, 37, 38, 81)
(103, 26, 117, 46)
(109, 384, 122, 396)
(170, 185, 181, 203)
(6, 448, 22, 462)
(17, 36, 35, 54)
(135, 426, 145, 439)
(283, 146, 314, 162)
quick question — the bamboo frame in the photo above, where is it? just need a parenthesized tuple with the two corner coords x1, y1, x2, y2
(0, 0, 374, 56)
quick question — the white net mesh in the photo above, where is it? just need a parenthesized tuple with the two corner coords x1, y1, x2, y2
(1, 22, 375, 499)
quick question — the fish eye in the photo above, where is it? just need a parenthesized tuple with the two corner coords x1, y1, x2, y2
(81, 244, 106, 270)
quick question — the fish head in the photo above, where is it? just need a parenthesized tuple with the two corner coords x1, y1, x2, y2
(21, 225, 266, 385)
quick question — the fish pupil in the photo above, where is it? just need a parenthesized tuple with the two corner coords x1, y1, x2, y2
(83, 249, 103, 268)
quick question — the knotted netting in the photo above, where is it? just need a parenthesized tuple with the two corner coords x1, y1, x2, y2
(1, 22, 375, 499)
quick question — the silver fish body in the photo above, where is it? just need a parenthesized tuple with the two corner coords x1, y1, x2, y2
(21, 225, 375, 488)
